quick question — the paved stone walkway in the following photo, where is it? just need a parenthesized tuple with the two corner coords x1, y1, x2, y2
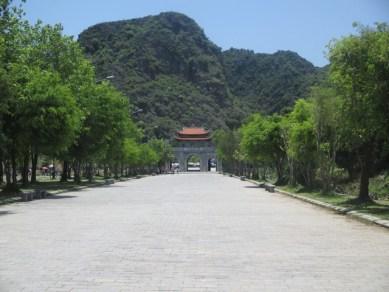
(1, 173, 389, 292)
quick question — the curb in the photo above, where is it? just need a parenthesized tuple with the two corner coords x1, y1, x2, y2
(224, 173, 389, 230)
(49, 175, 150, 196)
(275, 188, 389, 230)
(1, 175, 150, 205)
(49, 181, 106, 195)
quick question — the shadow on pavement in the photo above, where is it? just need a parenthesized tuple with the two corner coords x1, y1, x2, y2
(46, 195, 78, 200)
(96, 184, 127, 188)
(0, 210, 14, 216)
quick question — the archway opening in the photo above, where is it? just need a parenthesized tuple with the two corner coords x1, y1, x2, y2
(187, 154, 201, 172)
(208, 158, 217, 172)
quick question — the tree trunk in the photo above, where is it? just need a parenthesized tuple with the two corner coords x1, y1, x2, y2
(73, 161, 81, 184)
(3, 151, 20, 192)
(275, 159, 285, 185)
(358, 152, 372, 202)
(0, 156, 3, 184)
(31, 152, 38, 184)
(103, 164, 109, 178)
(11, 149, 17, 187)
(288, 158, 296, 186)
(114, 163, 119, 179)
(5, 160, 11, 187)
(21, 151, 30, 186)
(261, 167, 267, 181)
(252, 166, 259, 180)
(87, 162, 93, 183)
(61, 160, 69, 182)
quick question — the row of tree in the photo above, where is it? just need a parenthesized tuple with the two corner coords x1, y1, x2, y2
(0, 1, 173, 192)
(214, 23, 389, 202)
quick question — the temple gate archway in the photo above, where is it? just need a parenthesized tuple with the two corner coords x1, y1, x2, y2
(173, 127, 220, 172)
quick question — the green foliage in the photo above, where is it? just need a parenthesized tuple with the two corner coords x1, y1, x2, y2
(241, 114, 281, 162)
(329, 23, 389, 149)
(213, 129, 242, 173)
(0, 2, 162, 189)
(122, 138, 141, 167)
(214, 129, 236, 163)
(139, 143, 159, 168)
(70, 82, 132, 162)
(240, 113, 286, 183)
(311, 86, 340, 191)
(223, 49, 323, 114)
(231, 22, 389, 200)
(78, 12, 232, 138)
(19, 68, 81, 155)
(148, 138, 173, 168)
(328, 22, 389, 201)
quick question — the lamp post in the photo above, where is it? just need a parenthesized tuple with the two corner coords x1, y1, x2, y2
(132, 108, 143, 115)
(96, 75, 115, 83)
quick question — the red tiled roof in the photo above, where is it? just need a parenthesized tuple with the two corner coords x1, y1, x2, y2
(176, 137, 211, 141)
(177, 127, 209, 135)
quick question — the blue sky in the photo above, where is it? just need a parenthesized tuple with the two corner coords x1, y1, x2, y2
(23, 0, 389, 67)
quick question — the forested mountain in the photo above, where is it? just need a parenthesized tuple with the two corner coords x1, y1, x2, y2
(223, 49, 323, 113)
(78, 12, 323, 139)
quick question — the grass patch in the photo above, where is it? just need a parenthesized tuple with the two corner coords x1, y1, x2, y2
(1, 176, 106, 206)
(21, 176, 105, 192)
(279, 185, 389, 221)
(0, 194, 21, 206)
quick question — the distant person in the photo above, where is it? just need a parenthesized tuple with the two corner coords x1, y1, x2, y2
(51, 166, 56, 180)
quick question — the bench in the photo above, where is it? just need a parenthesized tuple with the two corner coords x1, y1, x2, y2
(21, 189, 49, 201)
(34, 189, 49, 199)
(257, 182, 265, 188)
(104, 179, 115, 185)
(264, 183, 275, 193)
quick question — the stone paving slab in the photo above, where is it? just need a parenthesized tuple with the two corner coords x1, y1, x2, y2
(0, 173, 389, 291)
(237, 175, 389, 230)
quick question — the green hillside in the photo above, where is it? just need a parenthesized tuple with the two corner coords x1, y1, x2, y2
(78, 12, 323, 139)
(223, 49, 323, 113)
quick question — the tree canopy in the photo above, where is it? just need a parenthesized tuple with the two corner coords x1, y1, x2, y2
(0, 0, 168, 190)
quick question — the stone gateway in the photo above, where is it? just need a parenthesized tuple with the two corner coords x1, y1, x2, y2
(173, 127, 220, 172)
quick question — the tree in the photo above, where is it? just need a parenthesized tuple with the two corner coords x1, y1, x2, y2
(20, 21, 96, 182)
(138, 143, 158, 173)
(101, 98, 140, 180)
(311, 86, 340, 192)
(282, 99, 317, 187)
(0, 0, 28, 191)
(214, 129, 241, 175)
(0, 1, 150, 191)
(328, 23, 389, 201)
(122, 138, 141, 176)
(69, 82, 131, 183)
(148, 139, 173, 172)
(16, 68, 81, 184)
(0, 32, 6, 184)
(240, 114, 286, 184)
